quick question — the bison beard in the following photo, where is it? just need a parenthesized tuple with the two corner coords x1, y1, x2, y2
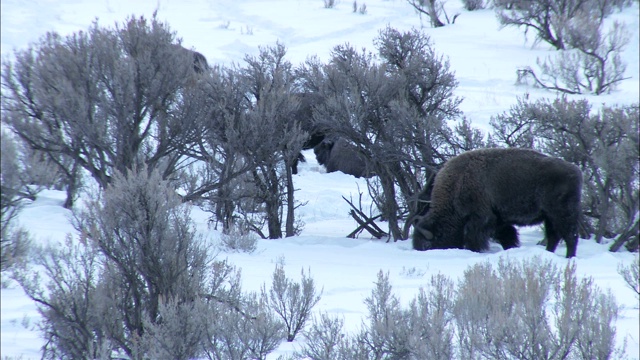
(412, 148, 582, 258)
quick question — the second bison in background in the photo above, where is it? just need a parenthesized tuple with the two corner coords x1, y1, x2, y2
(413, 148, 582, 258)
(314, 137, 373, 178)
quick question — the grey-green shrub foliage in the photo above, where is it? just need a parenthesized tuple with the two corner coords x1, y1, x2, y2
(455, 258, 622, 360)
(297, 312, 352, 360)
(494, 0, 630, 50)
(301, 26, 469, 240)
(207, 292, 284, 360)
(264, 264, 322, 342)
(187, 43, 307, 239)
(1, 15, 210, 204)
(73, 167, 210, 357)
(11, 235, 109, 359)
(1, 130, 32, 272)
(12, 168, 286, 359)
(496, 0, 632, 95)
(526, 20, 631, 96)
(237, 43, 307, 239)
(617, 256, 640, 300)
(462, 0, 485, 11)
(296, 257, 624, 360)
(219, 226, 259, 253)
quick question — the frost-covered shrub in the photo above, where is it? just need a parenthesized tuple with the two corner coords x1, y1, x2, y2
(12, 168, 288, 359)
(1, 131, 34, 273)
(264, 264, 322, 341)
(408, 274, 456, 359)
(357, 270, 413, 358)
(297, 257, 625, 359)
(141, 299, 209, 359)
(0, 226, 30, 278)
(2, 15, 208, 205)
(297, 313, 351, 360)
(72, 167, 211, 357)
(11, 236, 109, 359)
(494, 0, 630, 50)
(305, 26, 465, 241)
(200, 292, 285, 360)
(219, 226, 259, 253)
(521, 20, 631, 96)
(454, 258, 623, 359)
(618, 256, 640, 300)
(462, 0, 485, 11)
(345, 271, 454, 359)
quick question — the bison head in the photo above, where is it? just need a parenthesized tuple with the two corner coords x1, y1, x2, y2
(412, 215, 463, 251)
(313, 139, 334, 166)
(412, 226, 434, 251)
(412, 215, 438, 251)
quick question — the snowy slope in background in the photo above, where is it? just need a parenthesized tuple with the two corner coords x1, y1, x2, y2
(1, 0, 638, 358)
(3, 0, 638, 129)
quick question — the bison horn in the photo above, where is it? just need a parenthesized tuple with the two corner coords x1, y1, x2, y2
(416, 227, 434, 240)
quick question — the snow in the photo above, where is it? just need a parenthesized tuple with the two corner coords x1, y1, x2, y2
(1, 0, 639, 358)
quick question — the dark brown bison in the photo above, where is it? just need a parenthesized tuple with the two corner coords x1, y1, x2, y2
(291, 93, 326, 174)
(412, 148, 582, 258)
(313, 137, 373, 178)
(171, 44, 210, 75)
(190, 50, 209, 74)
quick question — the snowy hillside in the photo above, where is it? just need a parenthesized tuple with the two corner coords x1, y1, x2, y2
(1, 0, 638, 358)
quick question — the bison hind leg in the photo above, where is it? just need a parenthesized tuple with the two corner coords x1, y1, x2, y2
(544, 218, 579, 258)
(543, 219, 561, 253)
(564, 234, 578, 258)
(494, 223, 520, 250)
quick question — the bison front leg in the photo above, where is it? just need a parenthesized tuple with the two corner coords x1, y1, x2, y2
(463, 214, 493, 252)
(494, 223, 520, 250)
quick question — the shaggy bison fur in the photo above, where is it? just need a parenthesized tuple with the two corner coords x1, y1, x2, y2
(191, 50, 209, 74)
(313, 137, 373, 178)
(173, 44, 209, 74)
(412, 148, 582, 258)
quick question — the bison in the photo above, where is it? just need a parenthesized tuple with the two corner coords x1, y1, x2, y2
(290, 92, 326, 175)
(172, 44, 210, 74)
(313, 137, 373, 178)
(412, 148, 582, 258)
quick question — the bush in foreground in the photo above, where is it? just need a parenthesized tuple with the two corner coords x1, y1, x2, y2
(297, 257, 625, 359)
(618, 256, 640, 301)
(11, 168, 291, 359)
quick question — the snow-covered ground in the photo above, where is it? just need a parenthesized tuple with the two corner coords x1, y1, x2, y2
(1, 0, 638, 358)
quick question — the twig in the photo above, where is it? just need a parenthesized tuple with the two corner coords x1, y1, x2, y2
(517, 67, 581, 95)
(342, 195, 388, 239)
(347, 212, 385, 239)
